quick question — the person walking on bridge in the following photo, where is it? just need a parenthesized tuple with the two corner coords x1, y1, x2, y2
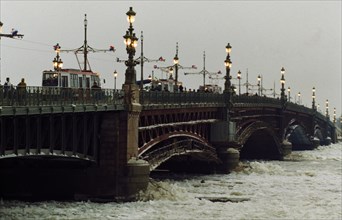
(17, 78, 27, 105)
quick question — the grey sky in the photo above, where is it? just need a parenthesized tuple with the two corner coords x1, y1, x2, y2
(0, 1, 341, 116)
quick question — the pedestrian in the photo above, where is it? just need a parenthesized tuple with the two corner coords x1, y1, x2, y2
(4, 77, 12, 98)
(17, 78, 27, 105)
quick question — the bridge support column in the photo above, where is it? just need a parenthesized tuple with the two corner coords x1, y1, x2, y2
(280, 140, 292, 157)
(120, 83, 150, 200)
(217, 147, 240, 173)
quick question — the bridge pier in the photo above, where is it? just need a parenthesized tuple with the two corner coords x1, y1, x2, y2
(217, 147, 240, 173)
(210, 121, 240, 173)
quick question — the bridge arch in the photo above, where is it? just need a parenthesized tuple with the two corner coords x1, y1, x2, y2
(283, 119, 313, 150)
(138, 132, 220, 172)
(237, 120, 283, 160)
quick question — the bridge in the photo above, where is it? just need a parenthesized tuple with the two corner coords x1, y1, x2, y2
(0, 85, 337, 200)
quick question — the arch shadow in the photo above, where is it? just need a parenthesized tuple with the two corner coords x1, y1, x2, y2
(237, 120, 283, 160)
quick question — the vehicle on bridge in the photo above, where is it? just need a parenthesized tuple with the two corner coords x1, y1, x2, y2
(198, 84, 222, 93)
(42, 68, 101, 89)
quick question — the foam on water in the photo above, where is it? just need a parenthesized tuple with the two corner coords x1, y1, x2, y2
(1, 143, 341, 219)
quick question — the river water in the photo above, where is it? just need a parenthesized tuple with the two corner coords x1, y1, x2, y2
(1, 143, 341, 220)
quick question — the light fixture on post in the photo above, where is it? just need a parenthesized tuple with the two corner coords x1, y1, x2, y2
(113, 70, 118, 90)
(123, 7, 138, 86)
(173, 42, 180, 91)
(312, 87, 316, 110)
(333, 108, 336, 123)
(237, 70, 241, 95)
(325, 99, 329, 118)
(53, 43, 63, 87)
(224, 43, 232, 94)
(257, 74, 261, 96)
(297, 92, 301, 105)
(287, 87, 291, 102)
(280, 67, 285, 102)
(223, 43, 233, 122)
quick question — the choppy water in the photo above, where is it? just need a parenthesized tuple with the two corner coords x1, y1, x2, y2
(1, 143, 341, 220)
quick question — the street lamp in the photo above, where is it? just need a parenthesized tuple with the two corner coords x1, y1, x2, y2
(325, 99, 329, 118)
(287, 87, 291, 102)
(280, 67, 285, 102)
(297, 92, 301, 105)
(312, 87, 316, 110)
(53, 43, 63, 71)
(224, 43, 232, 93)
(52, 43, 63, 87)
(113, 70, 118, 90)
(257, 74, 261, 96)
(173, 44, 179, 91)
(123, 7, 138, 86)
(237, 70, 241, 95)
(333, 108, 336, 123)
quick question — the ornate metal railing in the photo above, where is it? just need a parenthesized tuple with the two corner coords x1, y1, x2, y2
(140, 91, 224, 105)
(0, 87, 333, 126)
(0, 86, 124, 107)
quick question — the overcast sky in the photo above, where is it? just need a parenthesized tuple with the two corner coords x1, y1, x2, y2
(0, 1, 341, 116)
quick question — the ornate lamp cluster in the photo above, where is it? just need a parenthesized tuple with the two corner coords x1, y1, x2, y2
(53, 43, 63, 71)
(312, 87, 316, 110)
(224, 43, 232, 93)
(280, 67, 286, 102)
(123, 7, 139, 85)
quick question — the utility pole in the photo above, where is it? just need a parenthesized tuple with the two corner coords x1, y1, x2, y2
(60, 14, 115, 71)
(184, 51, 219, 91)
(0, 21, 24, 83)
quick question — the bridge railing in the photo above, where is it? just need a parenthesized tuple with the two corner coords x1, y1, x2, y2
(232, 95, 282, 106)
(0, 86, 124, 107)
(140, 91, 224, 106)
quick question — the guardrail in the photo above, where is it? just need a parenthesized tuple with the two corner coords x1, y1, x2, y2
(0, 87, 334, 126)
(0, 86, 124, 107)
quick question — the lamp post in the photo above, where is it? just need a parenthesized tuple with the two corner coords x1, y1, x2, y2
(280, 67, 285, 102)
(325, 99, 329, 118)
(287, 87, 291, 102)
(53, 43, 63, 87)
(123, 7, 138, 85)
(297, 92, 301, 105)
(173, 43, 179, 91)
(333, 108, 336, 123)
(113, 70, 118, 90)
(312, 87, 316, 110)
(224, 43, 232, 93)
(136, 31, 165, 90)
(257, 74, 261, 96)
(237, 70, 241, 95)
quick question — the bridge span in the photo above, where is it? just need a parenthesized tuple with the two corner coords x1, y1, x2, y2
(0, 86, 337, 201)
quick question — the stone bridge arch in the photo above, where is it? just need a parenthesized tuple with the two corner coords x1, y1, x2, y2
(138, 131, 220, 172)
(236, 120, 283, 160)
(283, 119, 314, 150)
